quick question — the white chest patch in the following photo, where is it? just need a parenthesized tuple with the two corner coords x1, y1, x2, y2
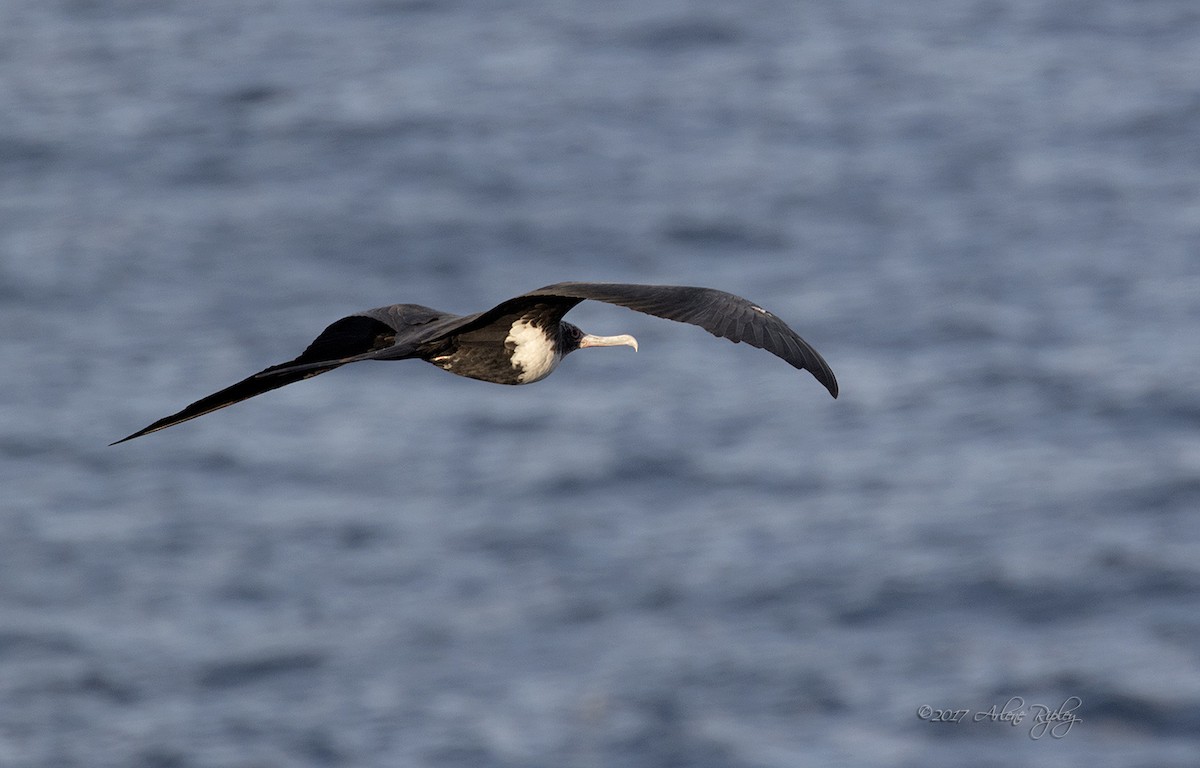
(506, 318, 561, 383)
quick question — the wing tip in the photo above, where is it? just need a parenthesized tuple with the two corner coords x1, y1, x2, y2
(817, 358, 839, 398)
(803, 347, 838, 399)
(810, 363, 838, 399)
(109, 421, 169, 445)
(109, 430, 148, 446)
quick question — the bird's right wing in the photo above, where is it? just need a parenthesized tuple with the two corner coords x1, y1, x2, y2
(525, 282, 838, 397)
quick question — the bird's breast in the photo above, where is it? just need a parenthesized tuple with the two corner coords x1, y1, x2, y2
(505, 318, 561, 383)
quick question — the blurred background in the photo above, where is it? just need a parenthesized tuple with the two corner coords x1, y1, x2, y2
(3, 1, 1199, 766)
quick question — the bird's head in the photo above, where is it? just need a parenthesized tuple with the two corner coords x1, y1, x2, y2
(560, 322, 639, 355)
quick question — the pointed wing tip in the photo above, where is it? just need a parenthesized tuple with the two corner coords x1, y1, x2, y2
(823, 367, 839, 398)
(111, 417, 180, 445)
(109, 429, 148, 446)
(808, 360, 838, 399)
(797, 346, 837, 399)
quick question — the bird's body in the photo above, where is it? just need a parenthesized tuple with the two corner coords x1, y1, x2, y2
(421, 311, 579, 384)
(112, 282, 837, 444)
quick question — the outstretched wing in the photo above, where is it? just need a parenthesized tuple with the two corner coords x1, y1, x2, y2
(523, 282, 838, 397)
(110, 314, 399, 444)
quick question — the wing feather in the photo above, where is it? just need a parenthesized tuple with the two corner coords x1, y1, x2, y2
(111, 314, 400, 444)
(521, 282, 838, 397)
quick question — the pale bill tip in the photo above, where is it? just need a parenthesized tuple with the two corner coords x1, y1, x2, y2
(580, 333, 638, 352)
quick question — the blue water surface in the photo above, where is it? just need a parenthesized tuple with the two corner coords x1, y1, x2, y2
(2, 1, 1199, 766)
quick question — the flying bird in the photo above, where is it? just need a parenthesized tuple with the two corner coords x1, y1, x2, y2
(111, 282, 837, 444)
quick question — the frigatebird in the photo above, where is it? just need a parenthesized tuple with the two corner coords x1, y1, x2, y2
(111, 282, 837, 444)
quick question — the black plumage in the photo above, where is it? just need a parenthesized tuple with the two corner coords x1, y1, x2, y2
(112, 282, 837, 444)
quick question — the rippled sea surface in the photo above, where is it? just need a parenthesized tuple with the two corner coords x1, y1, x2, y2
(3, 1, 1200, 766)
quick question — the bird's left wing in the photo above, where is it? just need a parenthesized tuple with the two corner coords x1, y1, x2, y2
(111, 312, 407, 444)
(524, 282, 838, 397)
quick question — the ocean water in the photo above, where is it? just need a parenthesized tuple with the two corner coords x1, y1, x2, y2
(3, 1, 1200, 766)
